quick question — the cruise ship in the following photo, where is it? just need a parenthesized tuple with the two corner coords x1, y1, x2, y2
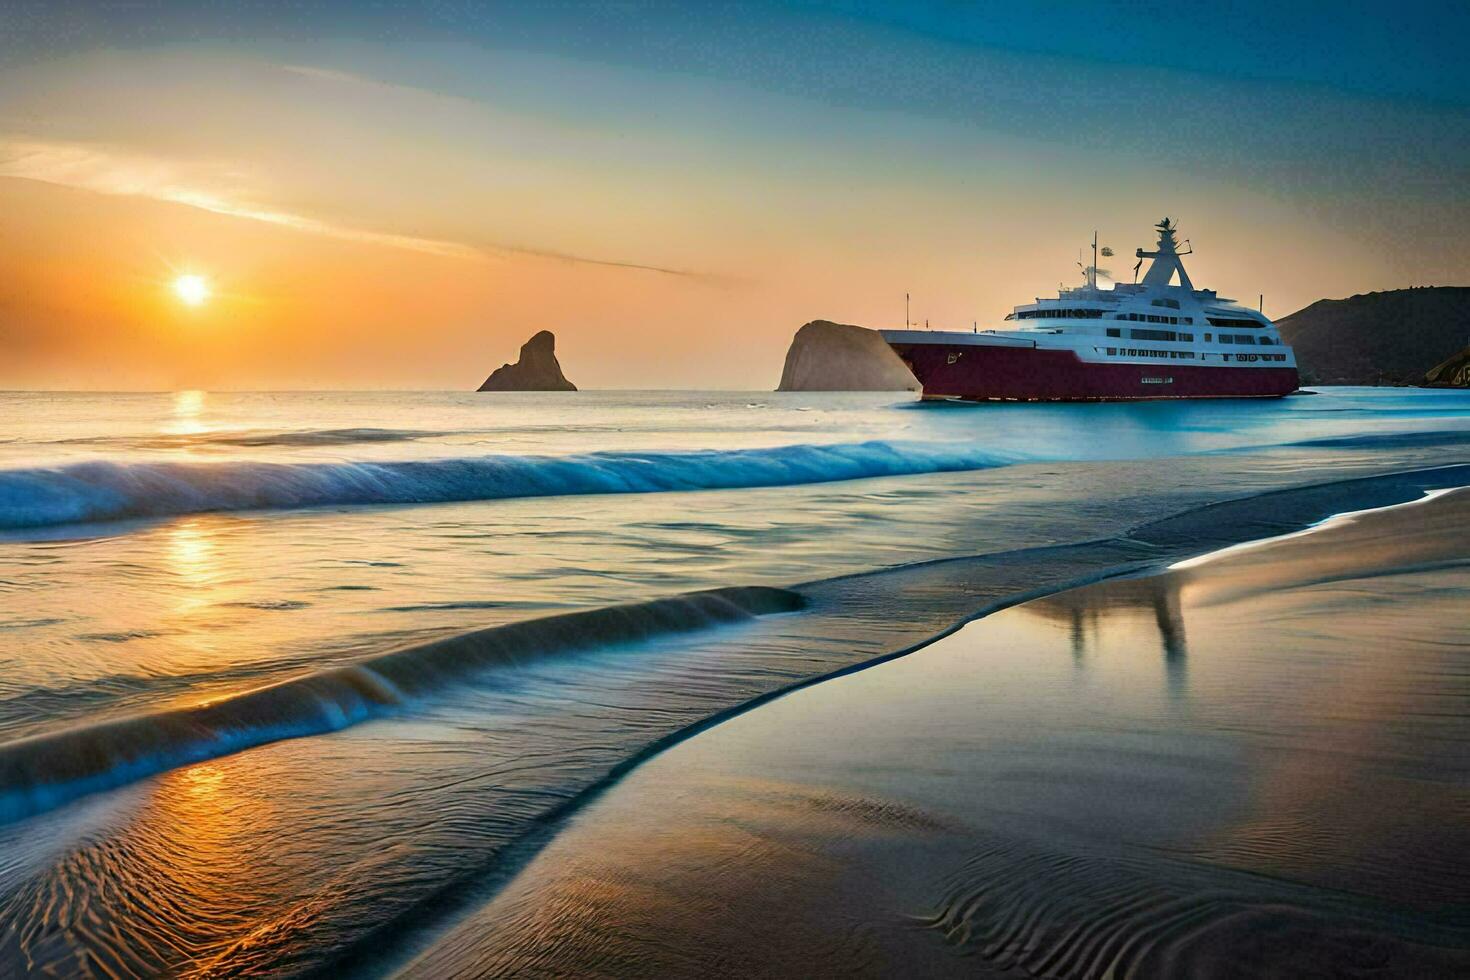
(881, 219, 1299, 401)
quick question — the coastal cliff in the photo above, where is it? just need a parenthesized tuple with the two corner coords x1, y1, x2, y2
(776, 320, 918, 392)
(1277, 287, 1470, 385)
(477, 330, 577, 391)
(1425, 346, 1470, 387)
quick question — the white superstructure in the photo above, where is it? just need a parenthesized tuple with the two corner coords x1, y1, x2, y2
(883, 218, 1296, 373)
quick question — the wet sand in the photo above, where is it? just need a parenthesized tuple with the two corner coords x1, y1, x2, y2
(404, 487, 1470, 978)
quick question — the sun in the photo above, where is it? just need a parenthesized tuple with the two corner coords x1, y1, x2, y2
(173, 274, 212, 307)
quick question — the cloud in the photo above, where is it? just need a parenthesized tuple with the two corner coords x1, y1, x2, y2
(0, 136, 707, 277)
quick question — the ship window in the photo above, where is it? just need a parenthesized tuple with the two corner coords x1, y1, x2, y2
(1182, 317, 1194, 324)
(1178, 333, 1193, 341)
(1232, 334, 1255, 345)
(1106, 328, 1121, 337)
(1107, 347, 1116, 355)
(1204, 332, 1212, 341)
(1129, 328, 1176, 341)
(1016, 308, 1107, 320)
(1207, 316, 1264, 329)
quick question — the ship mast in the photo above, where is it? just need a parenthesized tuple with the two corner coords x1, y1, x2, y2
(1135, 217, 1195, 291)
(1082, 230, 1112, 291)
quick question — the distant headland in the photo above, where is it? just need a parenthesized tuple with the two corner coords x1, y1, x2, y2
(477, 330, 577, 392)
(1277, 286, 1470, 386)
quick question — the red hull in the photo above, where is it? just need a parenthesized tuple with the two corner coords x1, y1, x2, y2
(890, 342, 1299, 401)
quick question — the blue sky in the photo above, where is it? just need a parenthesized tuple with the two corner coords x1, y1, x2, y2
(7, 1, 1468, 105)
(0, 1, 1465, 386)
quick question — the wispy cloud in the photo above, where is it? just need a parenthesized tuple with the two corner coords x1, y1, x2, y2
(0, 136, 706, 277)
(278, 64, 440, 98)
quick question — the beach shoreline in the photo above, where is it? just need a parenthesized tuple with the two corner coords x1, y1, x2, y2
(397, 483, 1470, 978)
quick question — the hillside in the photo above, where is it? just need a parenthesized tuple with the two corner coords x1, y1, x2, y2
(1276, 287, 1470, 385)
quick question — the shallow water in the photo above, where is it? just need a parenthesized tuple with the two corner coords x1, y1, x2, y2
(0, 387, 1468, 975)
(426, 489, 1470, 978)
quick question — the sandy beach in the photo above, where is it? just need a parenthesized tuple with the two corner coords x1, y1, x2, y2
(405, 486, 1470, 978)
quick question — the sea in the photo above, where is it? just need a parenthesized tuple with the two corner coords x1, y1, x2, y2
(0, 387, 1467, 976)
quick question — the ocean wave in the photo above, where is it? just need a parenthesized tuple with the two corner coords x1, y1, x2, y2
(0, 585, 804, 824)
(0, 440, 1018, 530)
(55, 426, 450, 450)
(1283, 428, 1470, 450)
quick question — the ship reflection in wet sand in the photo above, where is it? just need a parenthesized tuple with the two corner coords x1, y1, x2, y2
(413, 489, 1470, 978)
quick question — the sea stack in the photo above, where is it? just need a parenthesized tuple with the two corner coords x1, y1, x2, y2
(477, 330, 578, 391)
(776, 320, 918, 392)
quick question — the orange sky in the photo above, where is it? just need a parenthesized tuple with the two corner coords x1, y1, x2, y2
(1, 34, 1465, 389)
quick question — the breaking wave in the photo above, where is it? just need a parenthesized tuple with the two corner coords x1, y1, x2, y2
(0, 440, 1018, 530)
(0, 586, 805, 824)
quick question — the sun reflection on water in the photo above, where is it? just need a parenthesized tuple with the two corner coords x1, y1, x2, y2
(169, 521, 218, 591)
(167, 389, 208, 436)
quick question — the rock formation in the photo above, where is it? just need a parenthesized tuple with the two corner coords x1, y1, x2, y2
(477, 330, 577, 391)
(1424, 346, 1470, 387)
(776, 320, 918, 392)
(1276, 287, 1470, 386)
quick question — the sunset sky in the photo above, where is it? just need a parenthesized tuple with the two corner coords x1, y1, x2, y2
(2, 1, 1467, 389)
